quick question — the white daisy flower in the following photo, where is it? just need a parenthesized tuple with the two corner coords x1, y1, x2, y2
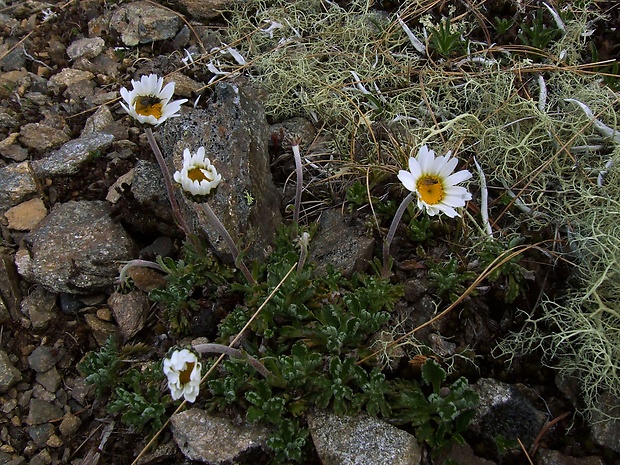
(173, 147, 222, 196)
(163, 349, 202, 403)
(397, 145, 472, 218)
(119, 74, 187, 126)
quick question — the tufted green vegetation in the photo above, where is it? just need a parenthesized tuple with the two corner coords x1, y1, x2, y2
(220, 0, 620, 422)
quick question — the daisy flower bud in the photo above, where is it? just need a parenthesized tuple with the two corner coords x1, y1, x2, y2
(120, 74, 187, 126)
(173, 147, 222, 196)
(163, 349, 201, 403)
(398, 145, 472, 218)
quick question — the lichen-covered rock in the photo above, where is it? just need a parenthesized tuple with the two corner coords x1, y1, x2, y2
(468, 378, 547, 457)
(31, 132, 114, 177)
(66, 37, 105, 60)
(0, 349, 22, 393)
(171, 409, 270, 464)
(25, 200, 137, 293)
(110, 2, 181, 46)
(0, 161, 39, 213)
(308, 410, 421, 465)
(159, 83, 282, 263)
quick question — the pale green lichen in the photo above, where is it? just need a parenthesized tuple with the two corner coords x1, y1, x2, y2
(213, 0, 619, 421)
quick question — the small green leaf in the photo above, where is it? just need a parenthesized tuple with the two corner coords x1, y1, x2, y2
(421, 359, 446, 394)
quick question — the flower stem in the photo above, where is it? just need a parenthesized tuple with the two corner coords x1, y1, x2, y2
(192, 343, 273, 378)
(292, 143, 303, 234)
(383, 192, 415, 277)
(197, 202, 256, 285)
(117, 259, 163, 288)
(144, 127, 191, 236)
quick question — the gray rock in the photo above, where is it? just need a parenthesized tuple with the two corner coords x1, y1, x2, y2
(18, 123, 70, 151)
(159, 83, 282, 263)
(47, 68, 94, 95)
(0, 42, 26, 71)
(171, 409, 270, 464)
(468, 378, 547, 456)
(308, 410, 421, 465)
(31, 133, 114, 178)
(27, 346, 63, 373)
(81, 105, 114, 136)
(21, 286, 57, 331)
(26, 399, 63, 425)
(0, 298, 9, 324)
(27, 449, 52, 465)
(177, 0, 233, 20)
(27, 423, 55, 447)
(590, 392, 620, 453)
(309, 209, 375, 278)
(0, 247, 22, 320)
(0, 161, 39, 213)
(130, 159, 172, 222)
(15, 247, 35, 284)
(0, 350, 22, 393)
(107, 290, 149, 340)
(65, 376, 94, 406)
(36, 367, 61, 393)
(110, 2, 181, 46)
(535, 448, 604, 465)
(0, 69, 30, 99)
(83, 313, 118, 346)
(58, 293, 84, 315)
(0, 133, 28, 161)
(0, 112, 19, 130)
(433, 442, 496, 465)
(66, 37, 105, 60)
(25, 200, 137, 293)
(59, 413, 81, 438)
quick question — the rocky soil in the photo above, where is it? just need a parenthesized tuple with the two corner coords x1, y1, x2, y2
(0, 1, 619, 465)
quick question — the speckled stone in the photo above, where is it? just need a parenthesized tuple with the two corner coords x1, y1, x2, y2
(308, 410, 422, 465)
(31, 132, 114, 177)
(0, 350, 22, 393)
(171, 409, 270, 463)
(25, 200, 137, 293)
(0, 161, 39, 213)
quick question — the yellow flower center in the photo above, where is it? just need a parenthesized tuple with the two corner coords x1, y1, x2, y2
(187, 167, 208, 182)
(134, 95, 163, 119)
(416, 175, 444, 205)
(179, 362, 195, 385)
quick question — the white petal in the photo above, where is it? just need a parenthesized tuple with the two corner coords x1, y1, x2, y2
(418, 146, 433, 172)
(438, 157, 458, 178)
(120, 87, 131, 105)
(159, 82, 175, 102)
(408, 156, 422, 178)
(442, 195, 466, 208)
(445, 169, 472, 185)
(444, 185, 469, 197)
(434, 203, 459, 217)
(430, 155, 446, 174)
(398, 170, 417, 192)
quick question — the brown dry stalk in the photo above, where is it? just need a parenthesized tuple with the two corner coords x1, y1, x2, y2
(358, 242, 547, 366)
